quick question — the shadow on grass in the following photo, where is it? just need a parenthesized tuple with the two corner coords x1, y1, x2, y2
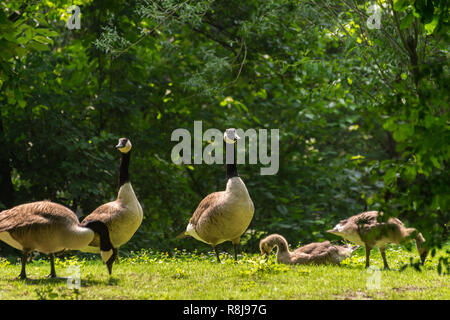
(7, 276, 119, 287)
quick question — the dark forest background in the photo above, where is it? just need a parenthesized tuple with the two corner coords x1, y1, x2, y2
(0, 0, 448, 255)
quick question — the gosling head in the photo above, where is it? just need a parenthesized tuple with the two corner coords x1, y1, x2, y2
(327, 220, 350, 237)
(223, 128, 240, 144)
(115, 137, 132, 153)
(419, 247, 429, 265)
(342, 244, 360, 256)
(413, 231, 429, 265)
(259, 240, 273, 256)
(259, 235, 282, 256)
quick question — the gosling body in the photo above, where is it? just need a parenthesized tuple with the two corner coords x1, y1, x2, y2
(327, 211, 428, 269)
(260, 234, 358, 265)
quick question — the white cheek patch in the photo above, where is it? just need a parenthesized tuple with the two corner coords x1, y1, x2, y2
(224, 134, 236, 144)
(101, 249, 113, 262)
(119, 141, 132, 153)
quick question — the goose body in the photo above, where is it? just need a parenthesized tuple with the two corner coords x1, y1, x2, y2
(81, 138, 143, 272)
(259, 234, 358, 265)
(178, 128, 254, 262)
(0, 201, 93, 253)
(82, 182, 143, 249)
(327, 211, 428, 269)
(0, 201, 114, 279)
(185, 176, 254, 246)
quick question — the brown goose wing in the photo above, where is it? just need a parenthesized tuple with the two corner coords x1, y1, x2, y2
(0, 201, 77, 233)
(188, 192, 223, 226)
(358, 211, 405, 227)
(350, 211, 379, 224)
(309, 246, 340, 264)
(291, 244, 338, 265)
(297, 245, 339, 265)
(353, 211, 404, 243)
(341, 211, 379, 232)
(81, 202, 119, 226)
(80, 202, 119, 247)
(295, 241, 332, 255)
(0, 207, 47, 233)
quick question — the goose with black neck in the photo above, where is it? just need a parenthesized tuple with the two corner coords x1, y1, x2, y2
(81, 138, 143, 274)
(177, 128, 255, 262)
(0, 201, 114, 279)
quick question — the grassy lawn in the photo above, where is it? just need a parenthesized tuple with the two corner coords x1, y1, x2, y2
(0, 244, 448, 300)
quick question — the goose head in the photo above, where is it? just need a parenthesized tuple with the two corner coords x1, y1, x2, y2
(101, 249, 117, 275)
(223, 128, 241, 144)
(116, 138, 132, 153)
(101, 249, 113, 264)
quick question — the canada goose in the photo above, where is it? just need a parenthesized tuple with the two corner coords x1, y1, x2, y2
(259, 234, 359, 265)
(177, 128, 255, 262)
(0, 201, 114, 279)
(81, 138, 143, 274)
(327, 211, 428, 269)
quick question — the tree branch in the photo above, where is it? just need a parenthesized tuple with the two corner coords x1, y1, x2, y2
(185, 167, 205, 199)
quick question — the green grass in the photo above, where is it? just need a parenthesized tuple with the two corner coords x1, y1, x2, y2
(0, 244, 448, 300)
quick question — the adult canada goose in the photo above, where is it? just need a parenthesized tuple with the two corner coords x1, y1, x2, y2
(0, 201, 114, 279)
(81, 138, 143, 274)
(177, 128, 254, 263)
(259, 234, 359, 265)
(327, 211, 428, 269)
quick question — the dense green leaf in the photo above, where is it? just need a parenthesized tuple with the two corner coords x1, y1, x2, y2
(0, 0, 447, 260)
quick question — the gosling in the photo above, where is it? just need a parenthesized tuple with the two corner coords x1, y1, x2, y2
(259, 234, 359, 265)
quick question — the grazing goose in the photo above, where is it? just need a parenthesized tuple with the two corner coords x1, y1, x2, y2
(259, 234, 359, 265)
(81, 138, 143, 274)
(327, 211, 428, 269)
(177, 128, 255, 262)
(0, 201, 114, 279)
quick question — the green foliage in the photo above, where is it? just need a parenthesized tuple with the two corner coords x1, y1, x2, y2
(0, 0, 448, 264)
(236, 256, 291, 277)
(0, 256, 10, 267)
(35, 285, 80, 300)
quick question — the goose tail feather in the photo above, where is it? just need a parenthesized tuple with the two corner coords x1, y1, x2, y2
(176, 231, 188, 239)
